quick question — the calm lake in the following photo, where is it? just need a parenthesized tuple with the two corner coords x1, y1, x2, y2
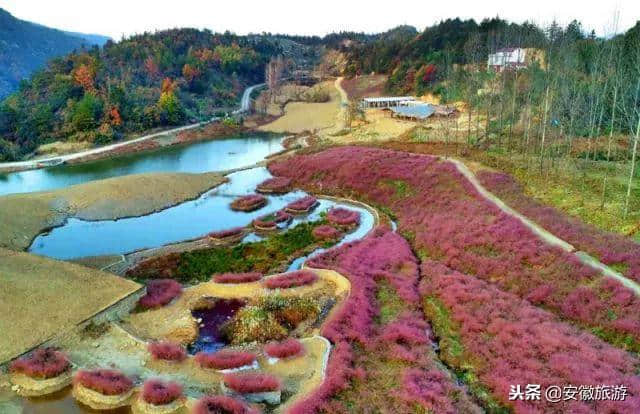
(0, 134, 283, 196)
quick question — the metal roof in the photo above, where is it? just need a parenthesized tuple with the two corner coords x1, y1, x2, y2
(390, 104, 435, 120)
(362, 96, 415, 103)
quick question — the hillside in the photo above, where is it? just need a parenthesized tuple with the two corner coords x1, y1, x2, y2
(0, 8, 106, 99)
(0, 29, 292, 160)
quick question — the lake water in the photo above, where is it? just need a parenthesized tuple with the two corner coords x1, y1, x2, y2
(0, 134, 283, 196)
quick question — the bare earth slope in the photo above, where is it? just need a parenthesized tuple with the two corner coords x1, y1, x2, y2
(0, 248, 141, 363)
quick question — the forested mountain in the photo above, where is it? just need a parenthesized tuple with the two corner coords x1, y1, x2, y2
(0, 29, 289, 160)
(0, 8, 107, 99)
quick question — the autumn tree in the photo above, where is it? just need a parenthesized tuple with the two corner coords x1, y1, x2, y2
(72, 64, 95, 92)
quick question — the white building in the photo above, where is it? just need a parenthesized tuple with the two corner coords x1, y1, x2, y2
(487, 48, 527, 72)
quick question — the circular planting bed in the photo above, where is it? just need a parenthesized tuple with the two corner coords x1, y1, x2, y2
(256, 177, 292, 194)
(312, 224, 341, 240)
(148, 341, 187, 362)
(133, 379, 184, 414)
(72, 369, 134, 410)
(285, 196, 318, 214)
(263, 270, 318, 289)
(208, 227, 246, 244)
(252, 210, 292, 231)
(327, 207, 360, 226)
(192, 395, 257, 414)
(264, 338, 304, 360)
(230, 194, 267, 212)
(195, 350, 257, 371)
(138, 279, 183, 310)
(9, 348, 72, 396)
(213, 272, 263, 284)
(221, 372, 281, 404)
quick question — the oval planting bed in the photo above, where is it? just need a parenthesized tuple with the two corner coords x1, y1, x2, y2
(213, 272, 263, 284)
(327, 207, 360, 226)
(208, 227, 246, 244)
(222, 372, 281, 404)
(312, 224, 341, 241)
(252, 210, 292, 231)
(264, 338, 304, 362)
(9, 348, 72, 396)
(229, 194, 267, 212)
(72, 369, 134, 410)
(139, 279, 183, 310)
(133, 379, 184, 414)
(148, 341, 187, 362)
(195, 350, 257, 372)
(284, 196, 318, 214)
(256, 177, 292, 194)
(192, 395, 257, 414)
(263, 270, 318, 289)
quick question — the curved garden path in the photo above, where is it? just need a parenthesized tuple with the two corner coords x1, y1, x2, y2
(448, 157, 640, 296)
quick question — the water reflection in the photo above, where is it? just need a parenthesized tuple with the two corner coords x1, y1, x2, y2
(0, 135, 283, 196)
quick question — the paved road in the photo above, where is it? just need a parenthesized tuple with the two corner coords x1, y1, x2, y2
(0, 83, 266, 172)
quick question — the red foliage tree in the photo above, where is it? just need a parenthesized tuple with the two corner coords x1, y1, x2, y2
(73, 64, 95, 92)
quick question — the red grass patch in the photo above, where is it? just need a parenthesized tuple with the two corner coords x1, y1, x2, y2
(138, 279, 182, 309)
(195, 350, 256, 370)
(147, 341, 187, 362)
(252, 210, 292, 229)
(285, 196, 318, 213)
(192, 395, 256, 414)
(256, 177, 291, 194)
(141, 379, 183, 405)
(74, 369, 133, 396)
(327, 207, 360, 226)
(213, 272, 263, 284)
(264, 338, 304, 359)
(223, 372, 280, 394)
(230, 195, 267, 212)
(9, 348, 70, 379)
(263, 270, 317, 289)
(208, 227, 244, 239)
(312, 225, 341, 240)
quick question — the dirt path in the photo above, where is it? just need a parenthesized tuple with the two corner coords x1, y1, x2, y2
(448, 157, 640, 296)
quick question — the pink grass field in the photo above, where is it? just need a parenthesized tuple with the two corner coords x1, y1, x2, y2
(141, 379, 183, 405)
(195, 350, 256, 370)
(263, 270, 317, 289)
(213, 272, 263, 284)
(73, 369, 133, 396)
(269, 147, 640, 349)
(147, 341, 187, 362)
(223, 372, 280, 393)
(256, 176, 292, 193)
(264, 338, 304, 359)
(138, 279, 183, 309)
(285, 195, 318, 212)
(9, 348, 70, 379)
(230, 194, 267, 211)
